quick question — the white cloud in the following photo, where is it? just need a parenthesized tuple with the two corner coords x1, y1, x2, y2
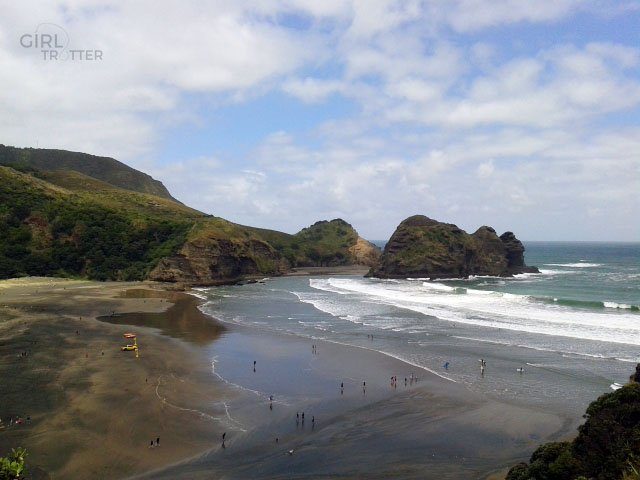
(0, 1, 638, 240)
(476, 160, 495, 179)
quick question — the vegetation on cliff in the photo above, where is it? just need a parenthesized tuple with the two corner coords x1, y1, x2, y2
(0, 167, 194, 281)
(507, 380, 640, 480)
(370, 215, 537, 279)
(150, 218, 381, 284)
(0, 147, 379, 284)
(251, 219, 380, 268)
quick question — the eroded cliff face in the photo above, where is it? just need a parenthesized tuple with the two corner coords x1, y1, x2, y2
(149, 218, 382, 285)
(369, 215, 538, 279)
(348, 236, 382, 267)
(149, 236, 288, 285)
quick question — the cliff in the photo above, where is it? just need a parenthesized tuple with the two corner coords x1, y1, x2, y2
(149, 218, 381, 285)
(0, 144, 382, 284)
(369, 215, 537, 279)
(148, 218, 288, 285)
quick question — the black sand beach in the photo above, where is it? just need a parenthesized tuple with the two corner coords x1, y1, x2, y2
(133, 317, 574, 479)
(0, 277, 576, 479)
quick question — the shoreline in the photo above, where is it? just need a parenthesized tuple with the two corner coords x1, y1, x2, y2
(139, 320, 573, 479)
(1, 276, 577, 479)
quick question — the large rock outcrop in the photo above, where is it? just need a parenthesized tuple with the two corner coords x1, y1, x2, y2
(149, 218, 381, 285)
(149, 236, 288, 285)
(369, 215, 538, 279)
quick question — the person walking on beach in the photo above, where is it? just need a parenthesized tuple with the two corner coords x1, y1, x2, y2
(444, 361, 450, 370)
(156, 437, 160, 447)
(253, 360, 256, 371)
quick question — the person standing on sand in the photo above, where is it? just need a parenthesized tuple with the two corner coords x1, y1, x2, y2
(156, 437, 160, 447)
(253, 360, 256, 371)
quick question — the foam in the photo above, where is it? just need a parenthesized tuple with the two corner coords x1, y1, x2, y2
(603, 301, 635, 310)
(545, 263, 602, 268)
(307, 278, 640, 346)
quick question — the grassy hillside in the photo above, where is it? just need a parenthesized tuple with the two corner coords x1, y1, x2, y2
(0, 166, 195, 280)
(248, 219, 361, 267)
(0, 144, 177, 201)
(0, 146, 380, 283)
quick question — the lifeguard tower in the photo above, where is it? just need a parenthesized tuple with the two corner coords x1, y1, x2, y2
(121, 332, 139, 358)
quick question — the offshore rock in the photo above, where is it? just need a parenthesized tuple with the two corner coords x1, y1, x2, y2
(369, 215, 538, 279)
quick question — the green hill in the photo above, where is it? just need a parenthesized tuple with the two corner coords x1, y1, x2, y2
(0, 166, 195, 280)
(258, 219, 380, 268)
(0, 144, 177, 201)
(0, 148, 380, 284)
(150, 218, 381, 284)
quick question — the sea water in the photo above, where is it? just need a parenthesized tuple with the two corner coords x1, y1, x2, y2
(200, 242, 640, 415)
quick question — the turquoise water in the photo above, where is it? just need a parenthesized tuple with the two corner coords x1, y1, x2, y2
(453, 242, 639, 309)
(200, 242, 640, 414)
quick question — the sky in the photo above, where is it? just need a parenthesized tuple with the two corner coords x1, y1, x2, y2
(0, 1, 639, 241)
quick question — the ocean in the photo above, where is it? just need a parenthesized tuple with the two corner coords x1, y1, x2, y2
(198, 242, 640, 415)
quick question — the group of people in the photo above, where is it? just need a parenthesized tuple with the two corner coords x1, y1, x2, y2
(148, 437, 160, 448)
(389, 373, 419, 388)
(295, 411, 315, 428)
(442, 358, 526, 375)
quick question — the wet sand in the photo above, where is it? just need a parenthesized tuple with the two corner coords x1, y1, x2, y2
(0, 278, 231, 479)
(285, 266, 371, 276)
(1, 277, 575, 479)
(137, 326, 574, 480)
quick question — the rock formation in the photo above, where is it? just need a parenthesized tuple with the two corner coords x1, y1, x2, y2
(149, 236, 288, 285)
(349, 236, 382, 267)
(369, 215, 538, 279)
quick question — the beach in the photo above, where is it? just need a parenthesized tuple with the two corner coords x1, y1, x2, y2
(1, 275, 579, 479)
(0, 278, 230, 479)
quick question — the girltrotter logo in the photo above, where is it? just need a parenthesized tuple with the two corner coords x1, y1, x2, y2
(20, 23, 103, 61)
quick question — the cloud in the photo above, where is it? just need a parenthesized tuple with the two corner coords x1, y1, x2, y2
(0, 1, 638, 240)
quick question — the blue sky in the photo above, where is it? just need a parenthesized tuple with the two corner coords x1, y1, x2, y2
(1, 1, 639, 240)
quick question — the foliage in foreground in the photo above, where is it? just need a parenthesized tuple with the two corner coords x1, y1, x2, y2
(507, 382, 640, 480)
(0, 447, 27, 479)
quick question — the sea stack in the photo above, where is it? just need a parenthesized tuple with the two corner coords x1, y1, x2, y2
(369, 215, 538, 279)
